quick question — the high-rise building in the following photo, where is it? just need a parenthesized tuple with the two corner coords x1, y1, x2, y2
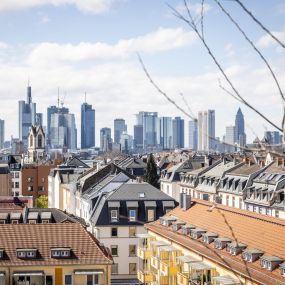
(198, 110, 215, 152)
(225, 125, 236, 152)
(189, 120, 198, 150)
(0, 120, 4, 150)
(18, 85, 36, 146)
(47, 106, 69, 147)
(100, 127, 112, 152)
(120, 132, 133, 154)
(134, 125, 143, 150)
(264, 131, 281, 145)
(235, 108, 246, 148)
(136, 111, 158, 149)
(114, 119, 127, 144)
(159, 117, 173, 149)
(81, 102, 95, 149)
(172, 116, 184, 149)
(35, 113, 43, 126)
(50, 109, 77, 150)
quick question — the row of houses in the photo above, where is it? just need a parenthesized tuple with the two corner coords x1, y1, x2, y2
(161, 154, 285, 219)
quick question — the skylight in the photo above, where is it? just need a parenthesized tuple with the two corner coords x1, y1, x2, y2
(139, 192, 145, 198)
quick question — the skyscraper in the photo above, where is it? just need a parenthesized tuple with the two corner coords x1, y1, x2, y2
(264, 131, 281, 145)
(18, 85, 36, 145)
(198, 110, 215, 152)
(235, 108, 246, 148)
(225, 125, 236, 152)
(81, 102, 95, 149)
(50, 109, 77, 150)
(134, 125, 143, 150)
(159, 117, 173, 149)
(172, 116, 184, 149)
(189, 120, 198, 150)
(100, 128, 112, 152)
(114, 119, 127, 144)
(0, 119, 4, 150)
(35, 113, 43, 126)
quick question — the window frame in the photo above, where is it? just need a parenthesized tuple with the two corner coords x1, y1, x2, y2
(111, 263, 119, 275)
(147, 208, 155, 222)
(129, 244, 136, 257)
(111, 227, 118, 238)
(129, 263, 137, 275)
(129, 226, 136, 237)
(64, 275, 72, 285)
(111, 245, 118, 256)
(110, 209, 118, 222)
(129, 209, 136, 222)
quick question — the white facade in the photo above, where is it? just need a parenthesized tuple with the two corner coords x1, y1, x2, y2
(198, 110, 215, 152)
(11, 170, 22, 197)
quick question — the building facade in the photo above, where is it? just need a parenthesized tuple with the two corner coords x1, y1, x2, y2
(114, 119, 127, 145)
(100, 128, 112, 152)
(172, 117, 184, 149)
(0, 119, 5, 150)
(159, 117, 173, 150)
(188, 120, 198, 151)
(198, 110, 215, 152)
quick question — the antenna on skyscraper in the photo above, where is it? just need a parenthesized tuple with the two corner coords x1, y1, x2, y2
(85, 92, 87, 103)
(57, 87, 60, 109)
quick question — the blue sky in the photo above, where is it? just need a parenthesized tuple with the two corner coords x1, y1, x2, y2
(0, 0, 284, 145)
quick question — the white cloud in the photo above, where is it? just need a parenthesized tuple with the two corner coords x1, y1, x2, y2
(256, 30, 285, 49)
(27, 27, 197, 65)
(0, 42, 8, 49)
(172, 2, 211, 17)
(0, 0, 116, 14)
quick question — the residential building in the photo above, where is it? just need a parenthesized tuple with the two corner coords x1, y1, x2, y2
(0, 119, 4, 150)
(0, 223, 113, 285)
(50, 108, 77, 150)
(8, 155, 22, 197)
(115, 157, 146, 177)
(172, 117, 184, 149)
(0, 166, 11, 196)
(18, 85, 36, 146)
(81, 102, 95, 149)
(138, 197, 285, 285)
(100, 128, 112, 152)
(159, 117, 173, 150)
(198, 110, 215, 152)
(89, 181, 177, 285)
(114, 119, 127, 144)
(188, 120, 198, 151)
(235, 108, 246, 148)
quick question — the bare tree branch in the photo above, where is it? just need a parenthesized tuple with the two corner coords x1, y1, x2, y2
(233, 0, 285, 49)
(168, 2, 283, 132)
(179, 92, 196, 119)
(200, 0, 205, 39)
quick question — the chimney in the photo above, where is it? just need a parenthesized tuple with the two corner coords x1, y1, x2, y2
(277, 158, 282, 167)
(136, 177, 142, 183)
(179, 192, 184, 209)
(183, 194, 192, 211)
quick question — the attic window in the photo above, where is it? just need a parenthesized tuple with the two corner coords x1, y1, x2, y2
(201, 232, 218, 244)
(51, 248, 71, 258)
(214, 237, 232, 249)
(139, 192, 145, 198)
(260, 256, 283, 271)
(226, 242, 247, 256)
(17, 249, 37, 259)
(280, 264, 285, 277)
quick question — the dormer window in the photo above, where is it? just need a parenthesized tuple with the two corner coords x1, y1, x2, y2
(51, 248, 71, 258)
(108, 201, 120, 223)
(202, 232, 218, 244)
(190, 228, 206, 239)
(159, 216, 177, 227)
(111, 210, 118, 222)
(172, 220, 186, 231)
(242, 249, 264, 263)
(260, 256, 283, 271)
(139, 192, 145, 198)
(17, 249, 37, 259)
(226, 242, 247, 256)
(280, 263, 285, 277)
(181, 224, 195, 235)
(214, 237, 232, 249)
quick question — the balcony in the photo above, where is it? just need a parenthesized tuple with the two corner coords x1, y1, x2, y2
(138, 248, 152, 260)
(138, 270, 153, 283)
(159, 276, 169, 285)
(151, 256, 160, 269)
(177, 272, 189, 285)
(159, 260, 178, 276)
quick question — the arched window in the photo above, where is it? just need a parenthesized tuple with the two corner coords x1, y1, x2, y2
(38, 134, 42, 148)
(29, 135, 33, 147)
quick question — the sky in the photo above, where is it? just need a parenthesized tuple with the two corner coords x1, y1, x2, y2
(0, 0, 284, 146)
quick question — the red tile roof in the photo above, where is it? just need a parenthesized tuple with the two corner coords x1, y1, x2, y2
(0, 223, 113, 266)
(146, 199, 285, 285)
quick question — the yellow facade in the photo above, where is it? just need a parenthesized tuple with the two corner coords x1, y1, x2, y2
(0, 265, 111, 285)
(137, 231, 255, 285)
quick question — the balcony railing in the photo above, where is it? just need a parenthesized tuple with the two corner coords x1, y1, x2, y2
(138, 270, 153, 283)
(138, 247, 152, 260)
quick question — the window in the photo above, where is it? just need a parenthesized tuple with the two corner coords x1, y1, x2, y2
(38, 186, 44, 192)
(226, 195, 229, 206)
(281, 267, 285, 277)
(111, 227, 118, 237)
(51, 248, 71, 258)
(14, 191, 19, 197)
(111, 245, 118, 256)
(15, 172, 19, 178)
(29, 220, 37, 224)
(46, 276, 53, 285)
(38, 134, 43, 148)
(232, 196, 235, 207)
(147, 209, 155, 222)
(27, 177, 33, 182)
(239, 198, 242, 209)
(0, 250, 4, 259)
(129, 245, 136, 257)
(28, 186, 33, 191)
(129, 210, 136, 221)
(111, 264, 119, 275)
(41, 177, 45, 183)
(139, 192, 145, 198)
(65, 275, 72, 285)
(129, 227, 136, 237)
(11, 220, 18, 224)
(87, 275, 99, 285)
(129, 263, 137, 275)
(275, 210, 279, 218)
(15, 182, 19, 188)
(17, 250, 37, 259)
(111, 210, 118, 222)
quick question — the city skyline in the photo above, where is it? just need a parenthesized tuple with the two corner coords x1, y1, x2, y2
(0, 1, 284, 144)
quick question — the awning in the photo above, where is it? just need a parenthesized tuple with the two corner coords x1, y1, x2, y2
(13, 271, 44, 277)
(144, 201, 156, 207)
(176, 255, 201, 263)
(74, 269, 104, 275)
(212, 275, 241, 285)
(126, 201, 138, 208)
(162, 201, 175, 208)
(108, 201, 120, 208)
(189, 262, 213, 271)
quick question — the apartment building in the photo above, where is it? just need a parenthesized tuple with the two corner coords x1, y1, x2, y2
(138, 196, 285, 285)
(0, 223, 113, 285)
